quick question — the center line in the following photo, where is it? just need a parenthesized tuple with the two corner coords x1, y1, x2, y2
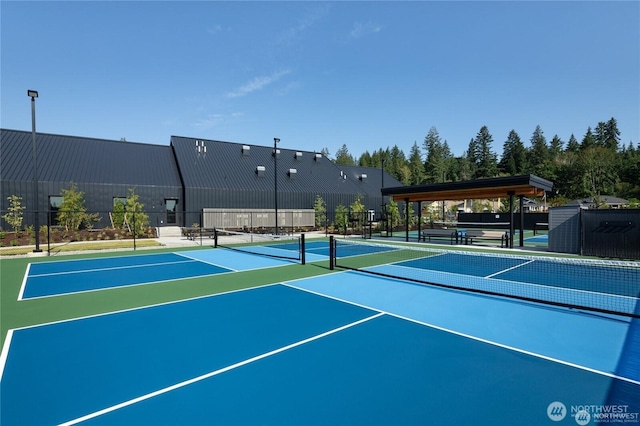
(58, 312, 385, 426)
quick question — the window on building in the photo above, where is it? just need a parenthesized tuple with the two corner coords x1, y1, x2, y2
(165, 199, 178, 224)
(49, 196, 63, 226)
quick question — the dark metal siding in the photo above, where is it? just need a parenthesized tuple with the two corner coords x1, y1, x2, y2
(171, 136, 393, 216)
(581, 209, 640, 259)
(1, 129, 183, 228)
(548, 206, 582, 254)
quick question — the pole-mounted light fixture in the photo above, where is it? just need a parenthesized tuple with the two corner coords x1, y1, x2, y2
(28, 89, 41, 252)
(273, 138, 280, 235)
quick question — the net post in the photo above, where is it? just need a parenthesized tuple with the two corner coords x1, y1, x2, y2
(213, 228, 219, 248)
(329, 236, 335, 270)
(301, 233, 306, 265)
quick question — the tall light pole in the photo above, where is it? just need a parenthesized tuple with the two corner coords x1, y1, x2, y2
(28, 90, 41, 252)
(273, 137, 280, 235)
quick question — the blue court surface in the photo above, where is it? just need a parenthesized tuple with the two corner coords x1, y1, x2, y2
(2, 277, 639, 425)
(19, 249, 298, 300)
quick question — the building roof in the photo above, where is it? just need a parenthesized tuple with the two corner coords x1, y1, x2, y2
(381, 174, 553, 202)
(567, 196, 628, 207)
(1, 129, 182, 187)
(170, 136, 401, 196)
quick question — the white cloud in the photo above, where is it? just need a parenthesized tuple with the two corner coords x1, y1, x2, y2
(276, 81, 302, 96)
(350, 21, 382, 39)
(226, 69, 292, 99)
(194, 112, 244, 129)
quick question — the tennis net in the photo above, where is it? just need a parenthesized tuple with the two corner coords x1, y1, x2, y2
(214, 229, 305, 263)
(329, 237, 640, 318)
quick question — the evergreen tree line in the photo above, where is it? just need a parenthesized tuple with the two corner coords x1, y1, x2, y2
(330, 117, 639, 205)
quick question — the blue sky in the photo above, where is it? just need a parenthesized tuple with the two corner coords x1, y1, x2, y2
(2, 1, 638, 160)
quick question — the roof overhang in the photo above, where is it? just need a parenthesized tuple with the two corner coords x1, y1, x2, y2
(381, 174, 553, 203)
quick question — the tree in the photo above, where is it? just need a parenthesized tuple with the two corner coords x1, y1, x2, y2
(499, 130, 527, 175)
(124, 188, 149, 237)
(580, 127, 596, 151)
(408, 142, 425, 185)
(112, 199, 126, 229)
(358, 151, 373, 167)
(313, 195, 326, 229)
(578, 146, 618, 200)
(472, 126, 498, 179)
(334, 144, 356, 166)
(389, 145, 407, 183)
(2, 195, 25, 233)
(349, 195, 366, 232)
(527, 125, 549, 177)
(604, 117, 621, 151)
(334, 204, 349, 234)
(565, 134, 580, 153)
(423, 127, 448, 183)
(57, 183, 100, 231)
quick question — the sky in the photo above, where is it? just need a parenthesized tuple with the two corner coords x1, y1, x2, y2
(2, 1, 638, 160)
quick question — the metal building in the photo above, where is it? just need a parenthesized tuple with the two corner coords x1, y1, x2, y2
(1, 129, 401, 229)
(0, 129, 183, 229)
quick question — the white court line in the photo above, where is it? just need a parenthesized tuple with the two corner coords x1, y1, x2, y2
(18, 253, 238, 301)
(17, 263, 31, 301)
(27, 259, 197, 278)
(58, 312, 384, 426)
(485, 259, 535, 278)
(0, 329, 14, 383)
(283, 281, 640, 387)
(174, 252, 238, 272)
(0, 284, 284, 384)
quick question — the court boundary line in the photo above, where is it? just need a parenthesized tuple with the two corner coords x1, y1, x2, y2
(57, 312, 385, 426)
(174, 252, 239, 272)
(485, 259, 535, 278)
(0, 284, 286, 384)
(18, 266, 236, 302)
(282, 280, 640, 386)
(27, 259, 198, 278)
(18, 252, 195, 301)
(0, 329, 13, 382)
(8, 283, 283, 334)
(176, 250, 305, 272)
(20, 249, 302, 301)
(17, 263, 31, 300)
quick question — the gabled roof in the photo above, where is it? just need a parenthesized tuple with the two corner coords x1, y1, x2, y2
(567, 196, 628, 207)
(382, 174, 553, 202)
(0, 129, 181, 187)
(170, 136, 391, 196)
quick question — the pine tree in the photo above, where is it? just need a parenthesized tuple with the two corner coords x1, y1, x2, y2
(334, 144, 356, 166)
(580, 127, 596, 151)
(472, 126, 498, 179)
(408, 142, 425, 185)
(604, 117, 621, 151)
(528, 125, 549, 177)
(358, 151, 372, 167)
(423, 127, 448, 183)
(565, 134, 580, 153)
(499, 130, 527, 175)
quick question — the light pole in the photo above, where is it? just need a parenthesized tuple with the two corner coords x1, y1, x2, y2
(28, 90, 41, 252)
(273, 137, 280, 235)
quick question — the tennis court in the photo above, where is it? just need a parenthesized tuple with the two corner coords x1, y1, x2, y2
(1, 237, 639, 425)
(19, 249, 302, 300)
